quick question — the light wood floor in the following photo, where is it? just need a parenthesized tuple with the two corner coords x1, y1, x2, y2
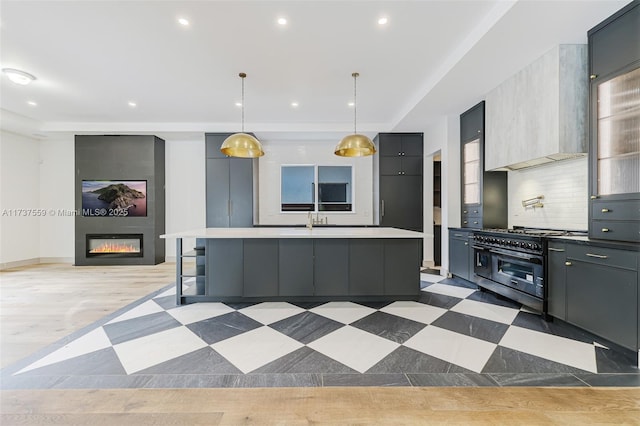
(1, 263, 639, 425)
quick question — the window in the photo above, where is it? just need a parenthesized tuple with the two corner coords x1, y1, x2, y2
(281, 165, 353, 212)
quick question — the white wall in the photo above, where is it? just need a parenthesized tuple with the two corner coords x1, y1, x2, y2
(164, 137, 206, 259)
(508, 157, 588, 230)
(0, 131, 41, 266)
(39, 137, 75, 262)
(258, 140, 374, 226)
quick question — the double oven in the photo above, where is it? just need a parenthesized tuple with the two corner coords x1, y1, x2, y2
(470, 228, 559, 314)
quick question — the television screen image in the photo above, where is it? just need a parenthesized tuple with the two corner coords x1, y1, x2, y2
(81, 180, 147, 217)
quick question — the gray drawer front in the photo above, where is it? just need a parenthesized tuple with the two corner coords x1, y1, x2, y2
(461, 213, 481, 228)
(592, 200, 640, 221)
(567, 244, 638, 270)
(590, 220, 640, 243)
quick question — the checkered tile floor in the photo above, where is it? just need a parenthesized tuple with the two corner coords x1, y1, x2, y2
(2, 274, 638, 388)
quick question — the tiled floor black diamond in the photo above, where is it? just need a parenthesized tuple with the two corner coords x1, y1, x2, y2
(350, 311, 427, 344)
(268, 311, 345, 344)
(103, 312, 181, 345)
(430, 311, 510, 344)
(186, 311, 263, 344)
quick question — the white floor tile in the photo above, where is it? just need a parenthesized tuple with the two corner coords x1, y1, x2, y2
(499, 326, 598, 373)
(420, 272, 444, 282)
(113, 326, 207, 374)
(307, 326, 399, 373)
(154, 286, 177, 299)
(309, 301, 376, 324)
(238, 302, 306, 325)
(450, 299, 519, 325)
(422, 283, 476, 299)
(16, 328, 112, 375)
(404, 326, 497, 373)
(379, 301, 447, 325)
(211, 326, 303, 373)
(106, 300, 164, 325)
(166, 302, 235, 325)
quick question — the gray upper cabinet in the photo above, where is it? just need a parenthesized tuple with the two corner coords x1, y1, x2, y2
(459, 102, 507, 229)
(588, 1, 640, 243)
(376, 133, 424, 232)
(205, 133, 255, 227)
(485, 44, 588, 171)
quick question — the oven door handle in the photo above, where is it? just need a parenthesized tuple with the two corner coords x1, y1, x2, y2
(489, 248, 543, 264)
(471, 245, 488, 250)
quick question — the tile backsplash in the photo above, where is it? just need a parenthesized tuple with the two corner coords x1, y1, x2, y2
(508, 157, 588, 230)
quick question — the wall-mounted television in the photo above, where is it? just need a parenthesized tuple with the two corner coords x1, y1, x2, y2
(81, 180, 147, 217)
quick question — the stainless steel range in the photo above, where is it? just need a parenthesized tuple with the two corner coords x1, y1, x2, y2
(471, 228, 573, 315)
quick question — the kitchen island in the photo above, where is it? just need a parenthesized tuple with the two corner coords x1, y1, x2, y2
(162, 227, 424, 305)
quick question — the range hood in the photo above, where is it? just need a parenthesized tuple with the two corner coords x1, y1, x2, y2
(485, 45, 588, 171)
(494, 153, 588, 171)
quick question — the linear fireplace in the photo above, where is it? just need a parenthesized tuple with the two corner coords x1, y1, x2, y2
(86, 234, 143, 258)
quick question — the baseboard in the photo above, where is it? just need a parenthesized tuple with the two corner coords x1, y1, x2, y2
(1, 257, 73, 270)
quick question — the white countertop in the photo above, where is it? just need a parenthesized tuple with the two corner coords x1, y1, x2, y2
(161, 227, 424, 239)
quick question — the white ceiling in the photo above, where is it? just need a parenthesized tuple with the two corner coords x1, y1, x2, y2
(0, 0, 629, 141)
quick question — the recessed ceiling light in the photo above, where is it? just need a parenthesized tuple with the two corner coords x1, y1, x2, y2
(2, 68, 36, 85)
(128, 101, 137, 107)
(235, 102, 243, 107)
(178, 17, 189, 26)
(27, 100, 37, 106)
(291, 101, 299, 108)
(348, 102, 355, 107)
(277, 17, 287, 25)
(378, 17, 388, 25)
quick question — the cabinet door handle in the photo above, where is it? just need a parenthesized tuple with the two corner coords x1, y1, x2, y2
(601, 208, 610, 213)
(548, 248, 565, 252)
(454, 234, 463, 237)
(463, 210, 468, 214)
(586, 253, 608, 259)
(463, 220, 468, 224)
(464, 242, 468, 246)
(601, 228, 610, 232)
(401, 152, 405, 156)
(590, 74, 598, 79)
(473, 210, 478, 214)
(590, 195, 598, 199)
(398, 152, 402, 156)
(473, 221, 479, 225)
(565, 261, 572, 266)
(381, 200, 385, 217)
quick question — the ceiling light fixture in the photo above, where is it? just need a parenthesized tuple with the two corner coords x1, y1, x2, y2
(2, 68, 36, 85)
(128, 101, 137, 107)
(334, 72, 376, 157)
(291, 101, 299, 108)
(220, 73, 264, 158)
(277, 17, 287, 25)
(378, 17, 388, 25)
(178, 18, 190, 26)
(27, 101, 37, 106)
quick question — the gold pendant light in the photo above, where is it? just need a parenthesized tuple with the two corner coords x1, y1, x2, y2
(335, 72, 376, 157)
(220, 73, 265, 158)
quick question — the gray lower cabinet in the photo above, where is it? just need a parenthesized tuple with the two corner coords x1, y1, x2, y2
(206, 239, 243, 297)
(547, 242, 567, 320)
(349, 240, 384, 295)
(449, 229, 473, 281)
(547, 240, 639, 352)
(384, 239, 422, 295)
(184, 237, 422, 303)
(243, 239, 278, 297)
(313, 239, 349, 296)
(279, 239, 314, 296)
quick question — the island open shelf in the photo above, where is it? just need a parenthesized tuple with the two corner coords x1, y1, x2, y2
(163, 227, 424, 305)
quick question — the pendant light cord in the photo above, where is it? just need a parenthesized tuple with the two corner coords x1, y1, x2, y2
(240, 73, 246, 133)
(353, 73, 357, 134)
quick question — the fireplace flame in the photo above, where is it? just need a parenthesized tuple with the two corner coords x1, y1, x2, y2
(89, 242, 140, 253)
